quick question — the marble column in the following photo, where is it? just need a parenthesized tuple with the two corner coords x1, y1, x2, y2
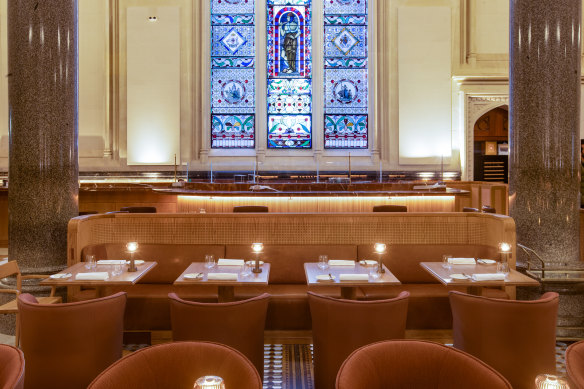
(7, 0, 79, 273)
(509, 1, 581, 336)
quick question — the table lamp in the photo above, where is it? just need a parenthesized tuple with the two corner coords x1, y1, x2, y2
(498, 242, 511, 274)
(126, 242, 139, 272)
(535, 374, 570, 389)
(251, 242, 263, 274)
(194, 375, 225, 389)
(374, 243, 386, 274)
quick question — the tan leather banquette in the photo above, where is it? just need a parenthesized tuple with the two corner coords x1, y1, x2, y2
(68, 212, 516, 331)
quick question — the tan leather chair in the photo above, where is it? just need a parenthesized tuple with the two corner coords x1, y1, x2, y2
(308, 291, 409, 389)
(372, 204, 407, 212)
(233, 205, 269, 212)
(119, 206, 157, 213)
(0, 344, 25, 389)
(566, 340, 584, 388)
(88, 341, 262, 389)
(169, 293, 269, 377)
(336, 340, 513, 389)
(449, 291, 559, 389)
(17, 292, 127, 389)
(0, 260, 61, 347)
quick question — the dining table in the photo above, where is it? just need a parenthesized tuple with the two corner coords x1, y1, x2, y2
(304, 261, 401, 299)
(40, 261, 158, 297)
(420, 261, 540, 296)
(174, 261, 270, 302)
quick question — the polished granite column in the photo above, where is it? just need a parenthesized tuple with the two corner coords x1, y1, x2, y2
(7, 0, 78, 273)
(510, 0, 581, 336)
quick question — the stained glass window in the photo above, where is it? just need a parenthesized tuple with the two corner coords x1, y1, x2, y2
(211, 0, 255, 148)
(323, 0, 368, 149)
(267, 0, 312, 149)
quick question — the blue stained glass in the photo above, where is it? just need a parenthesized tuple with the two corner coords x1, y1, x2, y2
(324, 0, 367, 149)
(324, 26, 367, 57)
(212, 0, 254, 14)
(267, 0, 312, 149)
(212, 26, 255, 56)
(324, 114, 368, 149)
(268, 115, 312, 148)
(212, 0, 255, 149)
(212, 114, 255, 148)
(323, 0, 366, 14)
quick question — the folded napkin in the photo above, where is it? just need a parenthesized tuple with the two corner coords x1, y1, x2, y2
(75, 272, 109, 281)
(328, 260, 355, 266)
(448, 258, 476, 265)
(97, 260, 126, 265)
(339, 274, 369, 281)
(472, 273, 506, 281)
(207, 273, 238, 281)
(360, 260, 378, 266)
(217, 259, 245, 266)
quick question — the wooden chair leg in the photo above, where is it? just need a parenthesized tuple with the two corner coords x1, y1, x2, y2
(15, 313, 20, 348)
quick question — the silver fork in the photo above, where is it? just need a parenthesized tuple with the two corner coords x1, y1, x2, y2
(328, 273, 334, 281)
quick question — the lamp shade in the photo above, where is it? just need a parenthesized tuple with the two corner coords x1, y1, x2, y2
(251, 243, 263, 253)
(126, 242, 139, 253)
(498, 242, 511, 253)
(535, 374, 570, 389)
(194, 376, 225, 389)
(374, 243, 387, 254)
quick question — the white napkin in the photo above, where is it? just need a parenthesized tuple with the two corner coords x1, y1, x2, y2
(472, 273, 506, 281)
(339, 274, 369, 281)
(448, 258, 476, 265)
(207, 273, 238, 281)
(75, 272, 109, 281)
(360, 260, 378, 266)
(217, 259, 245, 266)
(328, 260, 355, 266)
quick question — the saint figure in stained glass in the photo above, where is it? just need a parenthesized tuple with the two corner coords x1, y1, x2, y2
(280, 13, 300, 74)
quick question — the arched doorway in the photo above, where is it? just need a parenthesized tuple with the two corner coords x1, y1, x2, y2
(473, 106, 509, 183)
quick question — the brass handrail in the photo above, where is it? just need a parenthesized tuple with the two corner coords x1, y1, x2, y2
(517, 243, 546, 279)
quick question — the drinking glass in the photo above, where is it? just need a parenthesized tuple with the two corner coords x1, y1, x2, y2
(112, 263, 123, 276)
(204, 254, 216, 269)
(318, 255, 329, 270)
(241, 262, 252, 277)
(369, 267, 381, 280)
(497, 261, 509, 274)
(442, 254, 453, 269)
(85, 254, 96, 270)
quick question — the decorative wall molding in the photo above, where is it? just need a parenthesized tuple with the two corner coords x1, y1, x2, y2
(465, 94, 508, 180)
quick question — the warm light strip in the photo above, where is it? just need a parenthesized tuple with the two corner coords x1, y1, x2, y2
(177, 195, 455, 213)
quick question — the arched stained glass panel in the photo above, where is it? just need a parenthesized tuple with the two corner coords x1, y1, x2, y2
(324, 0, 368, 149)
(267, 0, 312, 149)
(211, 0, 256, 148)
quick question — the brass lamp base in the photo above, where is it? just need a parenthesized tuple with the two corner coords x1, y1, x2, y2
(127, 258, 137, 272)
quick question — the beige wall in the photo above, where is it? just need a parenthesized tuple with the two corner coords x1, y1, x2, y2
(0, 0, 581, 176)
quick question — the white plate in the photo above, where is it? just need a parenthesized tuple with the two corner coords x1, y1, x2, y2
(50, 273, 72, 279)
(184, 273, 203, 280)
(245, 260, 264, 266)
(359, 260, 378, 267)
(449, 273, 470, 281)
(316, 274, 336, 281)
(477, 259, 496, 265)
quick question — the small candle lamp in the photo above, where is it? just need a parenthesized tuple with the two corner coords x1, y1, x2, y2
(126, 242, 139, 272)
(374, 243, 387, 274)
(251, 242, 263, 274)
(498, 242, 511, 273)
(535, 374, 570, 389)
(194, 375, 225, 389)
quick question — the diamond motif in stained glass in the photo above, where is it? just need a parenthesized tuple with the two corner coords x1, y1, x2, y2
(333, 28, 359, 55)
(220, 27, 247, 54)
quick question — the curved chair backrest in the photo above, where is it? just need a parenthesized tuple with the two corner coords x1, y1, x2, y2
(78, 211, 99, 216)
(336, 340, 513, 389)
(233, 205, 269, 213)
(449, 291, 559, 389)
(169, 293, 269, 377)
(372, 205, 407, 212)
(566, 340, 584, 388)
(308, 291, 409, 389)
(17, 292, 127, 389)
(119, 206, 157, 213)
(87, 341, 262, 389)
(481, 205, 496, 213)
(0, 344, 25, 389)
(462, 207, 480, 212)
